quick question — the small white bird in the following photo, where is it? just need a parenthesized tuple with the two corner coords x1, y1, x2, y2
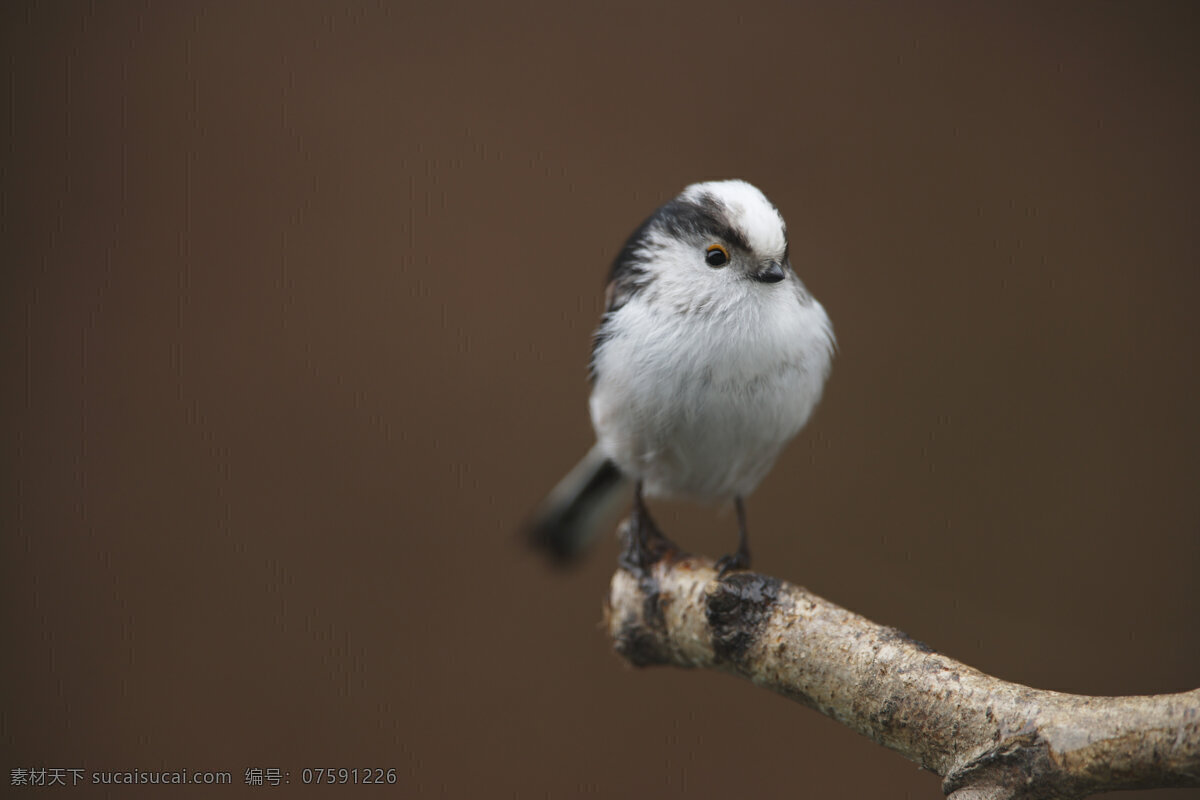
(529, 180, 834, 573)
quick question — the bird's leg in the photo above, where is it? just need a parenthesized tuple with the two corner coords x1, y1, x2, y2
(716, 496, 752, 577)
(619, 480, 678, 571)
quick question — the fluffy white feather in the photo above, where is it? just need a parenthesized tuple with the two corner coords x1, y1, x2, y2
(529, 180, 834, 565)
(590, 180, 834, 500)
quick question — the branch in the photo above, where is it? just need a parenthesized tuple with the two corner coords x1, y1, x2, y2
(603, 521, 1200, 799)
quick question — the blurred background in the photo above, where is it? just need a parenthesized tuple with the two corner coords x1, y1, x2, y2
(3, 1, 1198, 797)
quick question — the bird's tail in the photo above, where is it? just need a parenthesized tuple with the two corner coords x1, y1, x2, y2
(527, 443, 629, 563)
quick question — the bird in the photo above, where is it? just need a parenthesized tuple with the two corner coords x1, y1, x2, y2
(528, 179, 834, 574)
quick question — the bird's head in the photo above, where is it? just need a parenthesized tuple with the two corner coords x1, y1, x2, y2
(608, 180, 794, 313)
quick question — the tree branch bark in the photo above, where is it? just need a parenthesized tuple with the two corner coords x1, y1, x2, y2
(603, 522, 1200, 799)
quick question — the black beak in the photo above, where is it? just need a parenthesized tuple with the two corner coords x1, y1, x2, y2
(751, 261, 786, 284)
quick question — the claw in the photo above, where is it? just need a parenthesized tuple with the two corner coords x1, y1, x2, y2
(715, 550, 751, 578)
(618, 480, 681, 573)
(715, 496, 753, 577)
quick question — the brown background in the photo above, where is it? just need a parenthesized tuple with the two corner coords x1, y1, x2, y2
(3, 1, 1198, 797)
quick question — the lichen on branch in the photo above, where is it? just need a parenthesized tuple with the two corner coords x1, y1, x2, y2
(603, 520, 1200, 799)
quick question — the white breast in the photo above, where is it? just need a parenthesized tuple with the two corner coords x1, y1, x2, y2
(590, 285, 832, 500)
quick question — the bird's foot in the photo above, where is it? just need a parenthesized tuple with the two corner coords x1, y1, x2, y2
(715, 549, 751, 578)
(618, 510, 680, 574)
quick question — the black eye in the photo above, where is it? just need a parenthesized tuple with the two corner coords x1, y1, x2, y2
(705, 244, 729, 267)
